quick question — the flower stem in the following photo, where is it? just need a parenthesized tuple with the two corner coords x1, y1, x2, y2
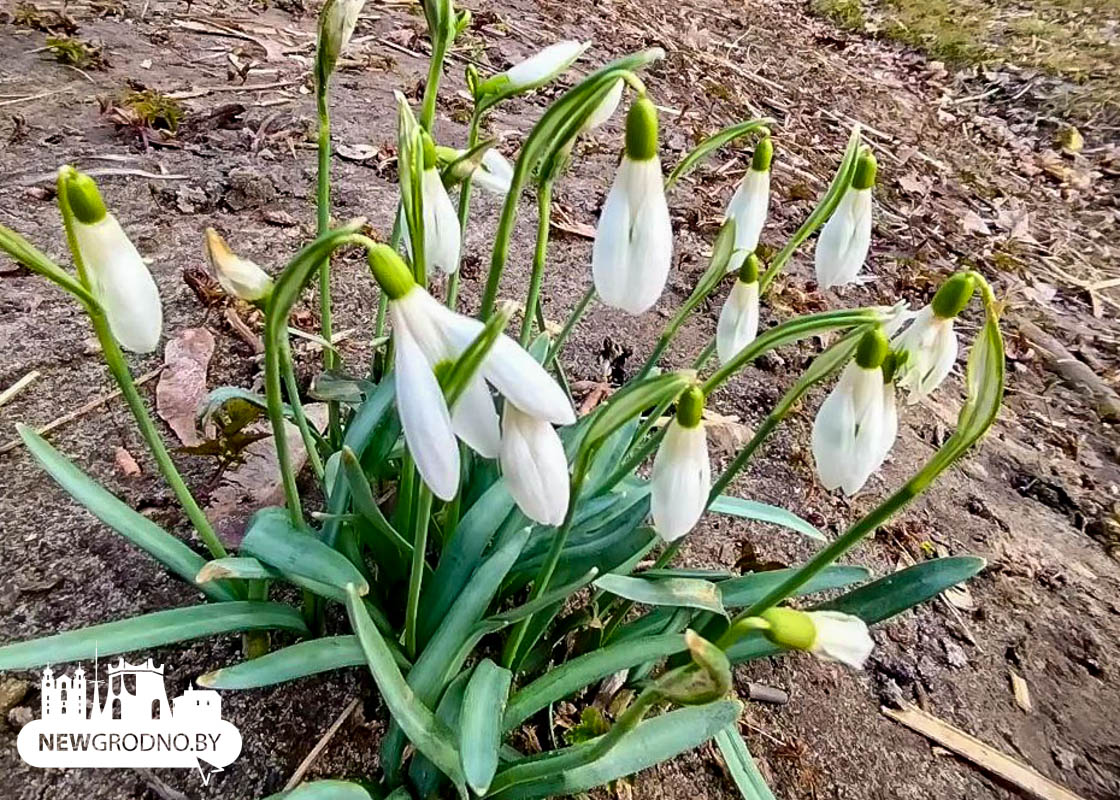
(315, 87, 342, 446)
(519, 180, 554, 346)
(502, 463, 588, 668)
(55, 172, 228, 561)
(419, 35, 448, 132)
(447, 108, 482, 310)
(404, 483, 433, 658)
(281, 336, 325, 482)
(546, 286, 595, 368)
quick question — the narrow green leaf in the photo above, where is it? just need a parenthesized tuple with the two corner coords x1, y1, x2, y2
(382, 526, 530, 783)
(340, 446, 411, 573)
(640, 568, 735, 580)
(418, 480, 516, 644)
(0, 601, 308, 670)
(0, 224, 97, 308)
(491, 700, 742, 799)
(196, 557, 280, 583)
(17, 425, 238, 602)
(409, 666, 474, 798)
(321, 374, 396, 549)
(241, 507, 369, 596)
(344, 585, 466, 792)
(816, 556, 985, 624)
(503, 634, 686, 731)
(666, 118, 774, 189)
(199, 635, 409, 690)
(581, 372, 692, 458)
(441, 303, 513, 407)
(593, 574, 726, 616)
(460, 659, 513, 795)
(708, 495, 826, 541)
(714, 724, 777, 800)
(584, 417, 639, 492)
(719, 565, 871, 608)
(484, 569, 598, 628)
(262, 780, 377, 800)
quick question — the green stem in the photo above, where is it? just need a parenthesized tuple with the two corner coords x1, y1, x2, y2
(280, 336, 325, 482)
(447, 108, 483, 310)
(502, 463, 588, 667)
(545, 286, 595, 368)
(55, 172, 227, 561)
(315, 87, 342, 447)
(519, 180, 554, 346)
(404, 484, 433, 658)
(419, 35, 448, 132)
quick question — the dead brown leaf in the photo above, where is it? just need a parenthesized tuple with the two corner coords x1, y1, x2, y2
(114, 447, 141, 477)
(156, 327, 215, 446)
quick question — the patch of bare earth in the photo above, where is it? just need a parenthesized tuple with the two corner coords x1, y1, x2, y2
(0, 0, 1117, 798)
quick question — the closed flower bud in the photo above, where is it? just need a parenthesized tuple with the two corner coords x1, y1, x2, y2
(761, 608, 873, 669)
(650, 386, 710, 541)
(716, 255, 761, 365)
(815, 149, 876, 289)
(204, 228, 273, 303)
(62, 168, 162, 354)
(592, 96, 672, 315)
(724, 138, 772, 275)
(477, 40, 589, 95)
(317, 0, 365, 83)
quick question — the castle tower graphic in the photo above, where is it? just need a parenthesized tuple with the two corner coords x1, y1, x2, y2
(40, 665, 87, 719)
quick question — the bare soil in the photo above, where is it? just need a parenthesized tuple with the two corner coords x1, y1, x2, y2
(1, 0, 1119, 798)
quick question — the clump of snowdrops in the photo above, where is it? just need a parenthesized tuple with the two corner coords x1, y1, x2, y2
(0, 0, 1005, 796)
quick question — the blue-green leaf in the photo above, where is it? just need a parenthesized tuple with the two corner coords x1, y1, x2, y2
(460, 659, 513, 795)
(593, 574, 726, 616)
(709, 495, 826, 541)
(714, 724, 777, 800)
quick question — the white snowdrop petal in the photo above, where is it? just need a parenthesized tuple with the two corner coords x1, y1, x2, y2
(593, 158, 672, 315)
(716, 280, 760, 365)
(473, 149, 514, 196)
(391, 306, 460, 500)
(814, 188, 872, 289)
(725, 168, 769, 271)
(500, 405, 570, 525)
(75, 214, 163, 353)
(583, 78, 624, 131)
(483, 334, 575, 425)
(421, 168, 461, 274)
(811, 364, 859, 491)
(451, 375, 501, 459)
(808, 611, 874, 669)
(505, 40, 588, 88)
(650, 421, 711, 542)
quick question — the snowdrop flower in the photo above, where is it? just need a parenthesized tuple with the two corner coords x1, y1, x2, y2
(592, 95, 672, 315)
(404, 135, 462, 274)
(814, 149, 876, 289)
(369, 245, 574, 501)
(204, 228, 273, 303)
(811, 326, 897, 495)
(62, 170, 162, 353)
(478, 40, 589, 95)
(716, 253, 761, 365)
(582, 78, 624, 132)
(651, 386, 711, 541)
(724, 137, 772, 275)
(500, 404, 570, 525)
(317, 0, 365, 82)
(760, 607, 874, 669)
(472, 148, 514, 196)
(892, 273, 975, 403)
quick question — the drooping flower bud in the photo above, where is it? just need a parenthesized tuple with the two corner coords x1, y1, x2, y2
(650, 385, 710, 541)
(61, 168, 162, 354)
(476, 40, 589, 96)
(716, 253, 761, 365)
(592, 95, 673, 315)
(891, 273, 974, 403)
(317, 0, 366, 85)
(761, 608, 873, 669)
(724, 137, 772, 274)
(204, 228, 273, 303)
(815, 148, 876, 289)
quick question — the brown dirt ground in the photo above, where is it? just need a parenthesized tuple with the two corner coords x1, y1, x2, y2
(1, 0, 1119, 798)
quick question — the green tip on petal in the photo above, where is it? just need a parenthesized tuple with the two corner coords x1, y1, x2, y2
(367, 244, 416, 300)
(751, 136, 773, 172)
(760, 607, 816, 652)
(625, 95, 659, 161)
(675, 385, 704, 428)
(738, 252, 760, 284)
(855, 326, 889, 370)
(852, 148, 877, 190)
(881, 349, 909, 384)
(63, 171, 107, 225)
(931, 272, 976, 319)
